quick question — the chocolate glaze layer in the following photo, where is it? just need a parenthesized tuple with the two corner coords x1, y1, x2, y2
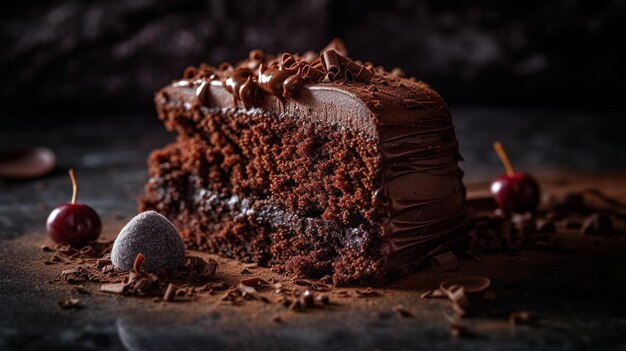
(157, 39, 466, 276)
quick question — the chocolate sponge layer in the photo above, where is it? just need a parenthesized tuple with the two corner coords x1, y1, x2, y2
(140, 106, 389, 284)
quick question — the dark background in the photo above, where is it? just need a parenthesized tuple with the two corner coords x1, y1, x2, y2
(1, 0, 625, 114)
(1, 0, 625, 175)
(3, 2, 626, 350)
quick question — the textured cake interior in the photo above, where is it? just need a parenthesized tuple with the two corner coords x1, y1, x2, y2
(140, 104, 388, 284)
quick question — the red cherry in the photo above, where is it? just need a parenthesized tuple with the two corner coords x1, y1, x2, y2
(46, 169, 101, 247)
(490, 142, 541, 213)
(46, 203, 102, 247)
(490, 172, 540, 213)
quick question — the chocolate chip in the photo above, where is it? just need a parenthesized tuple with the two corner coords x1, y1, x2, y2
(581, 213, 613, 235)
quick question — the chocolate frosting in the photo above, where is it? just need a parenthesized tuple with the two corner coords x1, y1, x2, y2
(158, 39, 466, 275)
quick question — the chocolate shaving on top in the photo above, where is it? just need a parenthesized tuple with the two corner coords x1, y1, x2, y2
(321, 50, 342, 75)
(321, 38, 348, 57)
(184, 39, 380, 107)
(301, 64, 325, 82)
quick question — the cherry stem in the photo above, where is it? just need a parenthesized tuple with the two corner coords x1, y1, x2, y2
(493, 141, 515, 177)
(69, 168, 78, 204)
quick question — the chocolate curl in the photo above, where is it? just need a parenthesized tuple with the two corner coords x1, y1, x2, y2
(431, 251, 458, 272)
(185, 256, 218, 279)
(343, 60, 361, 73)
(322, 71, 337, 82)
(354, 66, 373, 83)
(283, 68, 304, 98)
(268, 61, 280, 69)
(344, 69, 354, 81)
(163, 283, 177, 302)
(248, 49, 264, 61)
(301, 64, 325, 82)
(311, 60, 324, 70)
(321, 50, 341, 75)
(78, 246, 95, 258)
(343, 60, 363, 81)
(218, 62, 233, 72)
(183, 66, 197, 79)
(132, 253, 145, 274)
(280, 53, 300, 72)
(198, 63, 216, 78)
(445, 285, 470, 316)
(321, 38, 348, 57)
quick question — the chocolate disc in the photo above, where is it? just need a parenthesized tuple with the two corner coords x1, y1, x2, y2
(440, 276, 491, 294)
(0, 147, 56, 179)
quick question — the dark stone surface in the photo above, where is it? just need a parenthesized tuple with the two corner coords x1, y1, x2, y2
(2, 1, 626, 113)
(1, 108, 626, 350)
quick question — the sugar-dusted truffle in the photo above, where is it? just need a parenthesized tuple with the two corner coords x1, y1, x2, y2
(111, 211, 185, 272)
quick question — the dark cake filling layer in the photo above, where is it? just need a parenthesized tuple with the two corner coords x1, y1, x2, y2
(141, 106, 389, 283)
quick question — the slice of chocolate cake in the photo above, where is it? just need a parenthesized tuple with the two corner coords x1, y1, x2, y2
(140, 40, 466, 284)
